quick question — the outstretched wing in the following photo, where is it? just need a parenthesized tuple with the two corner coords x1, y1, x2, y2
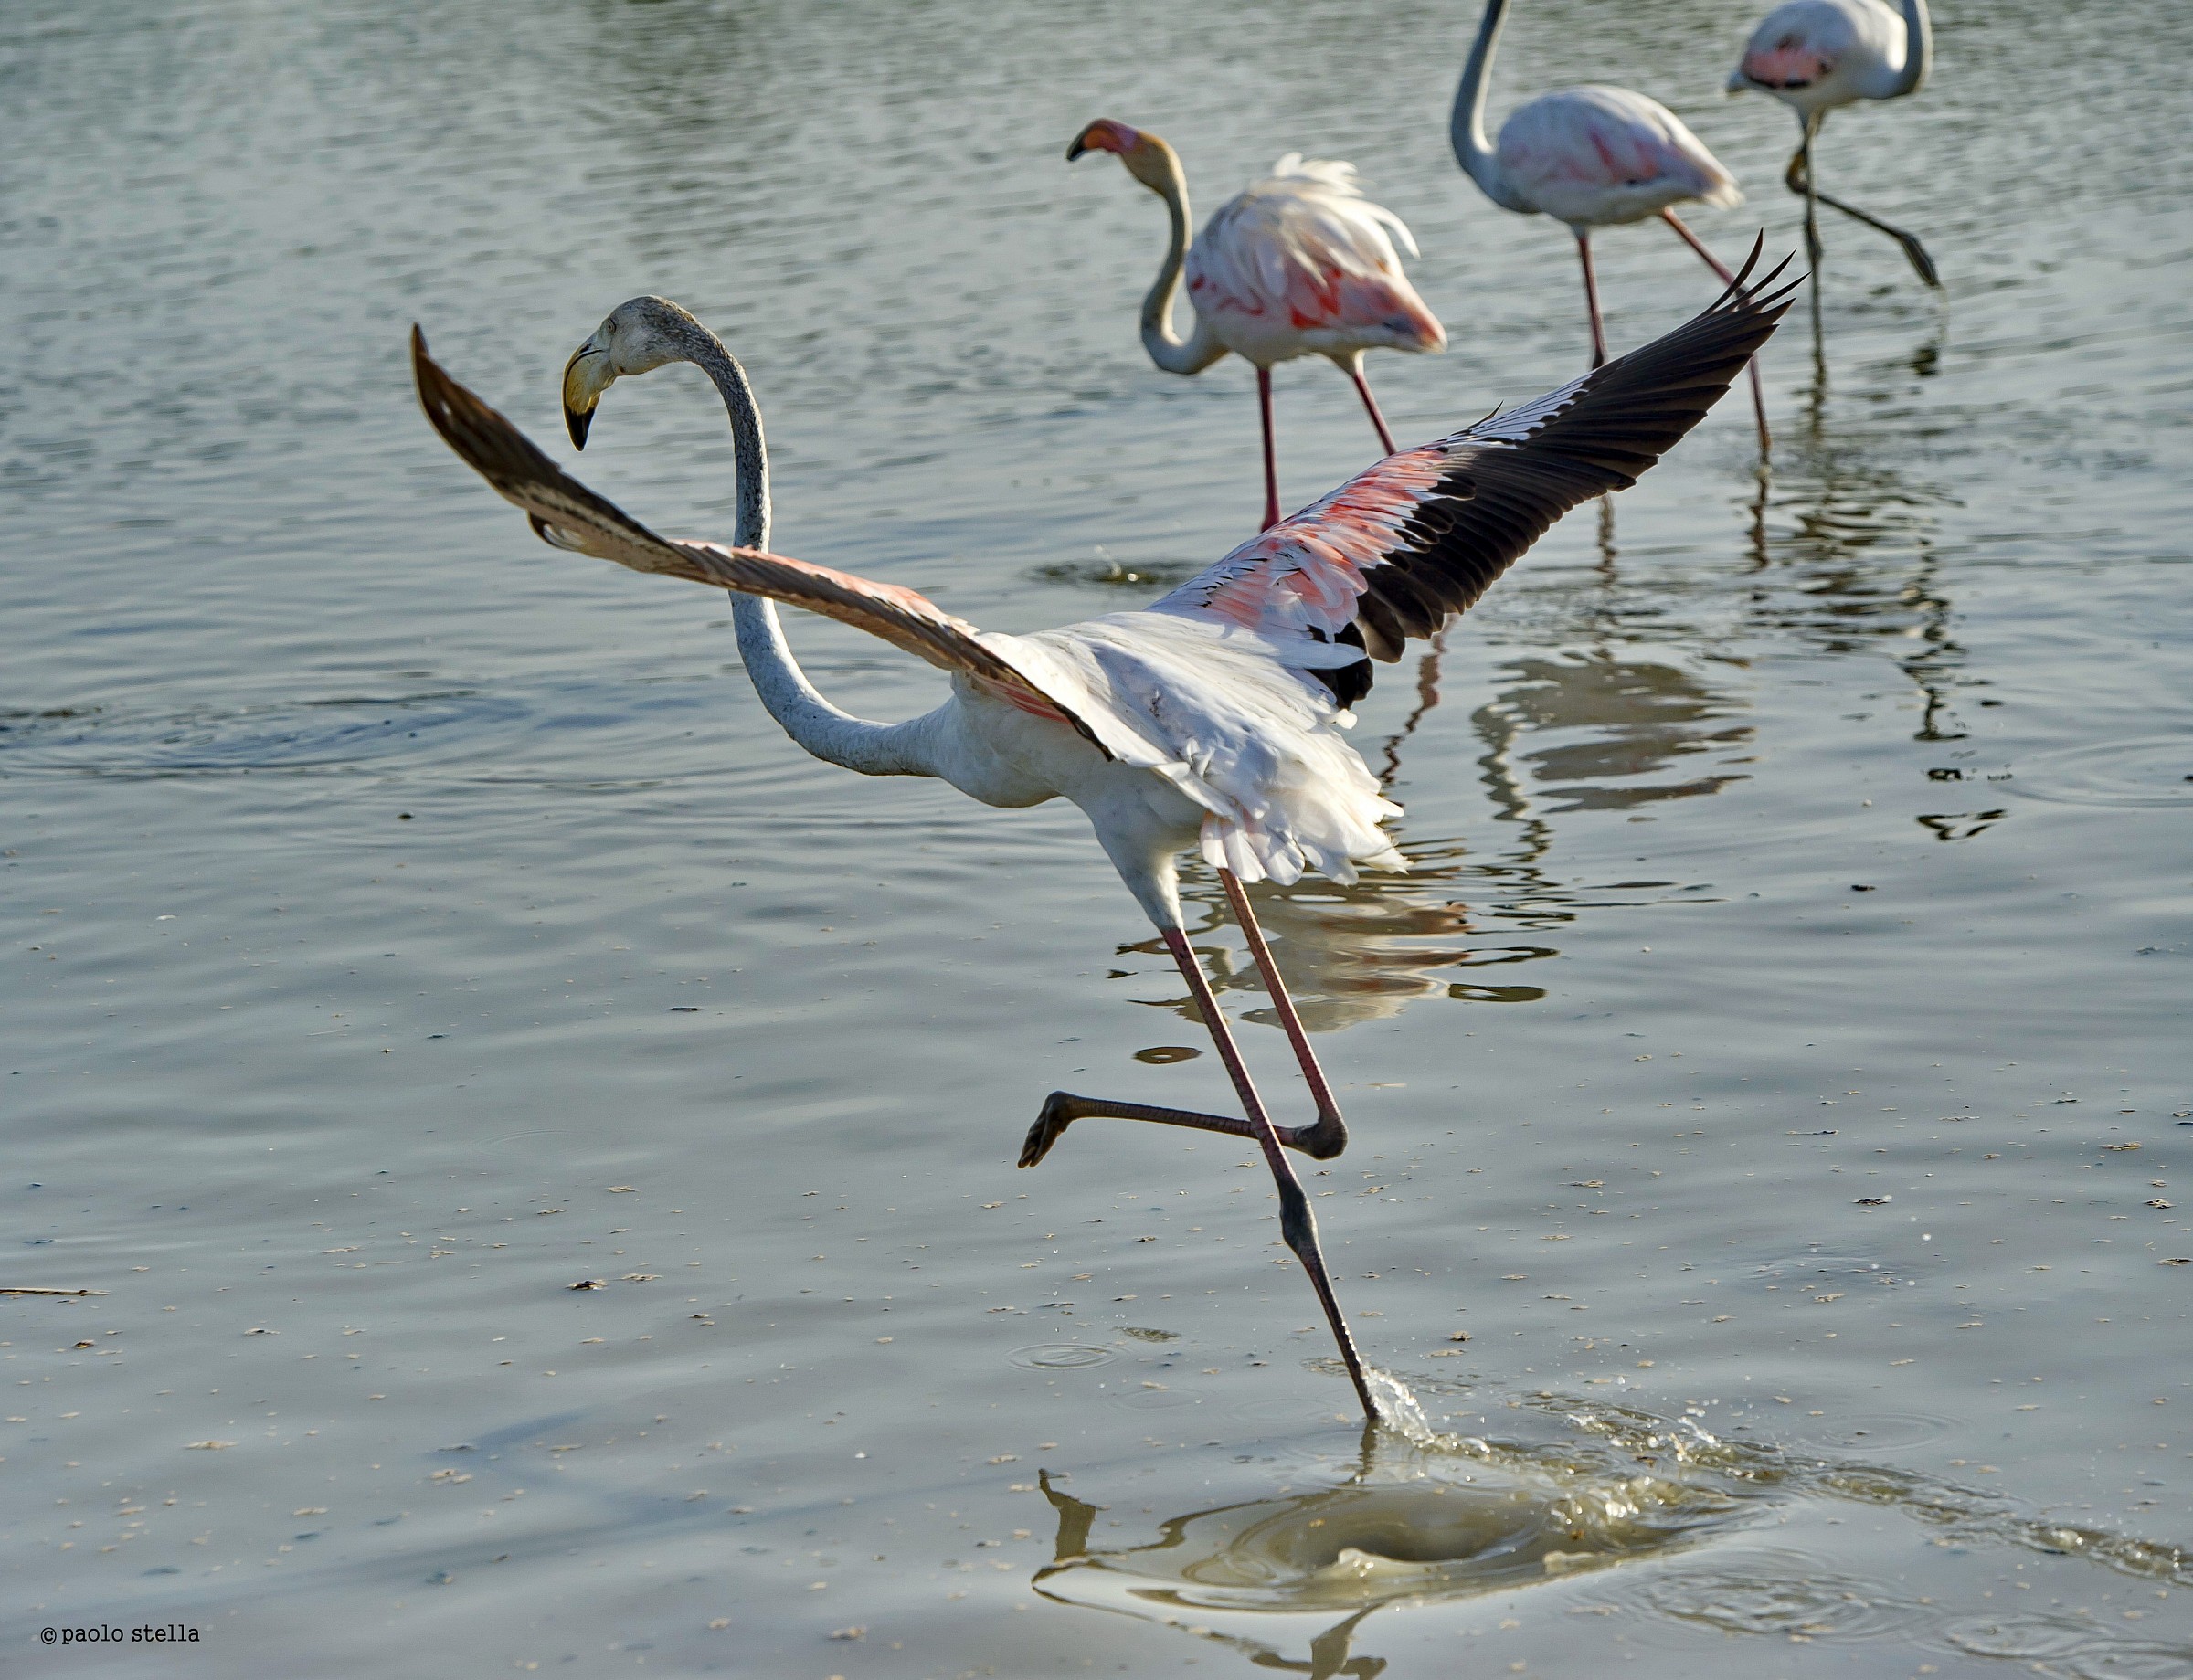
(410, 328, 1120, 759)
(1153, 243, 1799, 697)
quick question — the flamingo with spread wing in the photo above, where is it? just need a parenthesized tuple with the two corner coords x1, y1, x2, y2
(413, 253, 1795, 1421)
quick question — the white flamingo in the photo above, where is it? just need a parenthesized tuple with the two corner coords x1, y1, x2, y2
(1451, 0, 1771, 452)
(411, 258, 1793, 1421)
(1728, 0, 1938, 287)
(1067, 119, 1446, 532)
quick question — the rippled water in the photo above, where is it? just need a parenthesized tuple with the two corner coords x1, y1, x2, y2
(4, 0, 2189, 1674)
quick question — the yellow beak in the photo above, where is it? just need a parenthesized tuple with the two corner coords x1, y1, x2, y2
(561, 342, 611, 449)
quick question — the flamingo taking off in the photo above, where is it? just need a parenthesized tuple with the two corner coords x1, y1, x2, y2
(1451, 0, 1771, 454)
(1728, 0, 1939, 287)
(411, 255, 1794, 1421)
(1067, 119, 1446, 532)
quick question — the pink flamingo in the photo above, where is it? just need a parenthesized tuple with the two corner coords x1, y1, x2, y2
(1450, 0, 1771, 453)
(411, 258, 1792, 1421)
(1729, 0, 1938, 287)
(1067, 119, 1446, 532)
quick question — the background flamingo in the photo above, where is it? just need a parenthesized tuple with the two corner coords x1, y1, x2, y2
(1450, 0, 1771, 453)
(1729, 0, 1938, 287)
(1068, 119, 1446, 531)
(413, 268, 1791, 1421)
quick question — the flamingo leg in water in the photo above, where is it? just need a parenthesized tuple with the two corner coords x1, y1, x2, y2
(1256, 365, 1281, 531)
(1158, 923, 1378, 1419)
(1575, 230, 1608, 368)
(1344, 360, 1399, 457)
(1788, 116, 1825, 275)
(1783, 118, 1939, 288)
(1659, 208, 1772, 457)
(1015, 896, 1378, 1420)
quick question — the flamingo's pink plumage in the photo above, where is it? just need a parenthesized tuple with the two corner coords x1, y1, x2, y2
(1185, 156, 1446, 361)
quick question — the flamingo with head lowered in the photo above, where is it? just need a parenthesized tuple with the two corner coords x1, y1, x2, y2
(1068, 119, 1446, 532)
(411, 255, 1794, 1422)
(1451, 0, 1771, 453)
(1728, 0, 1938, 288)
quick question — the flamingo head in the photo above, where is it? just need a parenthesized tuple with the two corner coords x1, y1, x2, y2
(1066, 118, 1178, 192)
(561, 296, 695, 450)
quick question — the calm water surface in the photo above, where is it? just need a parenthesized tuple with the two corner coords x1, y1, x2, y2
(4, 1, 2189, 1674)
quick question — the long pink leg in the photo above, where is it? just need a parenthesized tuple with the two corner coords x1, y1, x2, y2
(1217, 870, 1348, 1154)
(1021, 873, 1349, 1168)
(1345, 360, 1399, 457)
(1660, 208, 1772, 458)
(1256, 365, 1281, 530)
(1576, 229, 1608, 368)
(1159, 925, 1379, 1420)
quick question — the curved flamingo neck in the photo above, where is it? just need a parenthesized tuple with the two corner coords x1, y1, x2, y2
(1873, 0, 1930, 99)
(673, 323, 772, 551)
(1134, 141, 1224, 375)
(669, 323, 935, 778)
(1452, 0, 1530, 212)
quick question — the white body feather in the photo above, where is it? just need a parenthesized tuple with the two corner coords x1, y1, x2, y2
(1492, 87, 1741, 229)
(821, 609, 1406, 928)
(1730, 0, 1927, 117)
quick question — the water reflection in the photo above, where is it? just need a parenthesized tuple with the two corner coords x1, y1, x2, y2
(1140, 642, 1749, 1031)
(1150, 844, 1555, 1033)
(1762, 348, 1969, 745)
(1032, 1422, 1746, 1679)
(1473, 651, 1753, 813)
(1031, 1390, 2193, 1677)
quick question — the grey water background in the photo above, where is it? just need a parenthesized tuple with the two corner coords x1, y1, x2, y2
(4, 0, 2189, 1673)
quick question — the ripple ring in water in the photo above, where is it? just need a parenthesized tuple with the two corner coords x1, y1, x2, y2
(2005, 737, 2193, 809)
(1944, 1617, 2193, 1679)
(1009, 1344, 1115, 1369)
(1639, 1550, 1929, 1640)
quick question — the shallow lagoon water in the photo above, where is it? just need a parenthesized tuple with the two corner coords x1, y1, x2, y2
(3, 0, 2189, 1674)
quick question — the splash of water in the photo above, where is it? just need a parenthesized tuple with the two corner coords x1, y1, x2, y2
(1363, 1367, 1444, 1447)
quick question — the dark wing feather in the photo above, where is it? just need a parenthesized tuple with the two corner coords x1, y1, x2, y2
(1153, 244, 1799, 691)
(409, 329, 1115, 757)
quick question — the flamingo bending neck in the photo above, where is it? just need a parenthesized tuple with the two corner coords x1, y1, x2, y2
(1108, 132, 1226, 376)
(666, 314, 938, 778)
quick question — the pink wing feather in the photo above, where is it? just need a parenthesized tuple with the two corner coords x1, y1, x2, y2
(1155, 247, 1799, 694)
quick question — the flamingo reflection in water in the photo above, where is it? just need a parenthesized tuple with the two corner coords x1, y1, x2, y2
(411, 257, 1792, 1422)
(1026, 1404, 2193, 1675)
(1030, 1432, 1743, 1680)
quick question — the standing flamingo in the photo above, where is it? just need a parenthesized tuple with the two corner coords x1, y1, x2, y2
(1728, 0, 1938, 287)
(1067, 120, 1446, 532)
(411, 257, 1793, 1421)
(1451, 0, 1771, 454)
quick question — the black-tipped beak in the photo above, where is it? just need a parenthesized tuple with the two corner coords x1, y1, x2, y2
(1065, 136, 1089, 162)
(564, 403, 593, 450)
